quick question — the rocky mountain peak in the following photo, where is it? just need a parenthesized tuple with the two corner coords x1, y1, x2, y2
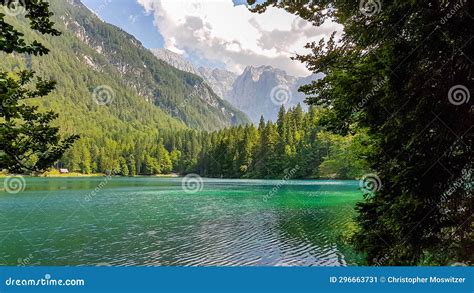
(150, 49, 322, 124)
(150, 48, 201, 76)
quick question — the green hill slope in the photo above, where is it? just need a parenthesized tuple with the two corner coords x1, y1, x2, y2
(56, 0, 248, 130)
(0, 0, 249, 174)
(1, 0, 249, 133)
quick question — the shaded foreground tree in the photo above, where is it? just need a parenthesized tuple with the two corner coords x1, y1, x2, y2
(0, 0, 78, 172)
(250, 0, 473, 265)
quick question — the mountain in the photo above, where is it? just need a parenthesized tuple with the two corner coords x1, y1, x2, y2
(151, 49, 322, 123)
(151, 48, 237, 100)
(55, 0, 249, 131)
(150, 48, 201, 77)
(197, 67, 237, 100)
(227, 66, 323, 123)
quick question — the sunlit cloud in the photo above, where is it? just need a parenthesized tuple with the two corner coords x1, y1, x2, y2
(137, 0, 341, 76)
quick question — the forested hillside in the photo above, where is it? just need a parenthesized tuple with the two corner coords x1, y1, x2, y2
(0, 0, 249, 174)
(53, 0, 249, 130)
(60, 105, 370, 178)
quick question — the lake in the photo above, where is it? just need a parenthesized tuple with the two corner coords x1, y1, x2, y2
(0, 177, 365, 266)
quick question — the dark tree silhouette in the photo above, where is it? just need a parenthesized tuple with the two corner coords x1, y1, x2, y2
(0, 0, 78, 172)
(250, 0, 473, 265)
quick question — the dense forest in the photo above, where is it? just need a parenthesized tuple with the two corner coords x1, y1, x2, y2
(194, 105, 371, 179)
(61, 105, 371, 179)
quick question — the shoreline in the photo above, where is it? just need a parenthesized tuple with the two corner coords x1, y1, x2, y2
(0, 173, 359, 180)
(0, 173, 181, 178)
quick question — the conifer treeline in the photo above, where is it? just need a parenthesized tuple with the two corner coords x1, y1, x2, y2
(62, 105, 371, 179)
(195, 105, 372, 179)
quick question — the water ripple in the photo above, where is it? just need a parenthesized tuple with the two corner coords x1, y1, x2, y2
(0, 178, 363, 266)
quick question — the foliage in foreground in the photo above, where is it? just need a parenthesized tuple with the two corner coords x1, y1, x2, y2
(0, 0, 78, 172)
(251, 0, 473, 265)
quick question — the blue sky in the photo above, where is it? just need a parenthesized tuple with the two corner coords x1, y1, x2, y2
(81, 0, 252, 49)
(82, 0, 165, 48)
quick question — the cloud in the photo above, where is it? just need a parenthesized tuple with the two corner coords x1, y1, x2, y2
(137, 0, 341, 76)
(128, 14, 139, 24)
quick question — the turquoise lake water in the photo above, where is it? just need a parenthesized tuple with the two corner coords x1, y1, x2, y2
(0, 177, 365, 266)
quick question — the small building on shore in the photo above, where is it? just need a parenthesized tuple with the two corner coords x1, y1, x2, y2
(59, 168, 69, 174)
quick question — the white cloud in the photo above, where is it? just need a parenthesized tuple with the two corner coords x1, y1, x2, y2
(128, 14, 139, 24)
(137, 0, 341, 76)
